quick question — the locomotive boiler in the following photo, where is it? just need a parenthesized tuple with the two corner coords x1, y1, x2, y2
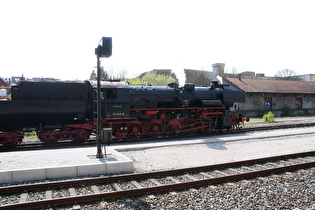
(0, 80, 246, 147)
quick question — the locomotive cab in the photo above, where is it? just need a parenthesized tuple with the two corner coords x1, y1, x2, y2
(91, 80, 131, 118)
(102, 88, 131, 118)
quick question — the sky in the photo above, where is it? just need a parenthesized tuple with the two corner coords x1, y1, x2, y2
(1, 0, 314, 82)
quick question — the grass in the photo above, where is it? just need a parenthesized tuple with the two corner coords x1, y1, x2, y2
(23, 131, 39, 141)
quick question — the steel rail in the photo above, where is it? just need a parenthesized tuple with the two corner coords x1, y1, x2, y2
(1, 151, 315, 195)
(1, 161, 314, 210)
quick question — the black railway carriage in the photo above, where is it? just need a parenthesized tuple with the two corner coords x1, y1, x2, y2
(8, 80, 92, 127)
(0, 80, 246, 147)
(0, 80, 93, 146)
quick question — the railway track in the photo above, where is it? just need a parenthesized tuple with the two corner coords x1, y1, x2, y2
(1, 151, 314, 209)
(241, 121, 315, 132)
(2, 122, 315, 151)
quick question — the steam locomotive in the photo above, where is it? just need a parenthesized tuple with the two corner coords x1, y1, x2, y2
(0, 80, 246, 147)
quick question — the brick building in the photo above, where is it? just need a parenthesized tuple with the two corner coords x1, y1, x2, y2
(224, 76, 315, 117)
(0, 78, 10, 99)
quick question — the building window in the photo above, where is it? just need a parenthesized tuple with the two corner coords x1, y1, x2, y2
(295, 97, 302, 109)
(264, 97, 272, 110)
(0, 88, 6, 97)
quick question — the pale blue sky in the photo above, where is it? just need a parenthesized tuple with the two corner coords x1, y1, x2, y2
(1, 0, 314, 81)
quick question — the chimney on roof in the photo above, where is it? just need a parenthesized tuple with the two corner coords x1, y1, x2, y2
(212, 63, 225, 81)
(237, 74, 242, 80)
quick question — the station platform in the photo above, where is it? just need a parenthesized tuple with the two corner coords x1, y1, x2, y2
(1, 125, 314, 184)
(0, 146, 133, 184)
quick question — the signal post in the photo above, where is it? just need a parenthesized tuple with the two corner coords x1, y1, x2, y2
(95, 37, 112, 158)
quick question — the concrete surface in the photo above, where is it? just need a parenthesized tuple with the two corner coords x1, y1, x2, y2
(1, 125, 315, 184)
(118, 126, 315, 172)
(0, 146, 133, 184)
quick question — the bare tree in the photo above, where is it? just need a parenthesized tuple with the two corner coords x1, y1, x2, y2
(274, 69, 300, 81)
(89, 66, 126, 81)
(106, 66, 127, 80)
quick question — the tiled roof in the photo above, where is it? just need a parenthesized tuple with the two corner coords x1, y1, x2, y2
(0, 78, 9, 87)
(225, 77, 315, 94)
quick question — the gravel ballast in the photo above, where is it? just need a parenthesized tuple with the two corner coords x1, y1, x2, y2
(2, 123, 315, 209)
(79, 168, 315, 209)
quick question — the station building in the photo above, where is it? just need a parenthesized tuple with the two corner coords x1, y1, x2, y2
(224, 76, 315, 117)
(182, 63, 315, 117)
(0, 78, 11, 99)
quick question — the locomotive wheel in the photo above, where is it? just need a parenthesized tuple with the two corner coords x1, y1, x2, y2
(0, 132, 23, 148)
(37, 130, 57, 144)
(127, 122, 143, 139)
(111, 124, 120, 138)
(74, 129, 90, 142)
(147, 120, 163, 137)
(167, 119, 182, 135)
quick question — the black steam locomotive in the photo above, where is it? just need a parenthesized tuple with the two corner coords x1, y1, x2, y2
(0, 80, 246, 147)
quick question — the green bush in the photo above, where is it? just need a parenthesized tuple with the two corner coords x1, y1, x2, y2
(24, 131, 37, 137)
(126, 77, 142, 85)
(127, 73, 176, 86)
(256, 98, 266, 117)
(281, 105, 292, 117)
(141, 72, 176, 86)
(263, 111, 275, 122)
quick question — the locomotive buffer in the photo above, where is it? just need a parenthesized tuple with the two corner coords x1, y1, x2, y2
(95, 37, 112, 158)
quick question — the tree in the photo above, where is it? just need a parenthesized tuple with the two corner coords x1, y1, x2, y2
(126, 77, 142, 85)
(89, 67, 109, 81)
(89, 66, 127, 81)
(89, 70, 97, 80)
(141, 72, 176, 86)
(106, 66, 127, 80)
(312, 76, 315, 82)
(274, 69, 300, 81)
(100, 67, 109, 81)
(224, 66, 239, 75)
